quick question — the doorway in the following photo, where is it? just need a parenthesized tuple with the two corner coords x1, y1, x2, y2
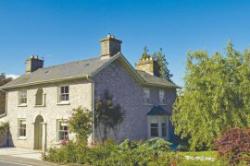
(34, 115, 44, 150)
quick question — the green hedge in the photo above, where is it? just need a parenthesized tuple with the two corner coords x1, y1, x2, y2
(44, 138, 228, 166)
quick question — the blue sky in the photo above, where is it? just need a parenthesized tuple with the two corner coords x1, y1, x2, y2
(1, 0, 250, 86)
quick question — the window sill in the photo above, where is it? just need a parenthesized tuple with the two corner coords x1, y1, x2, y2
(18, 104, 27, 107)
(57, 101, 70, 105)
(34, 104, 46, 107)
(159, 103, 167, 106)
(18, 136, 27, 140)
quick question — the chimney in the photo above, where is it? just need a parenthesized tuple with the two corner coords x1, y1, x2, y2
(100, 34, 122, 59)
(25, 55, 44, 74)
(136, 57, 160, 77)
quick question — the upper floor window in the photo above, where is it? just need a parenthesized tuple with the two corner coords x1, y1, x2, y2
(159, 89, 166, 104)
(18, 90, 27, 105)
(18, 119, 26, 138)
(35, 88, 44, 106)
(59, 86, 69, 102)
(143, 88, 150, 104)
(57, 120, 69, 141)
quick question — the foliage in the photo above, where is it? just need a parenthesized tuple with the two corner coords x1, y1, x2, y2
(0, 74, 12, 114)
(172, 42, 250, 150)
(215, 128, 250, 165)
(68, 107, 92, 144)
(140, 46, 151, 59)
(45, 139, 184, 166)
(94, 90, 125, 142)
(0, 122, 9, 136)
(153, 48, 173, 80)
(142, 137, 172, 152)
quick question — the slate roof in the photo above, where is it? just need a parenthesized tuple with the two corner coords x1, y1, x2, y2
(1, 56, 116, 89)
(1, 54, 179, 90)
(137, 70, 179, 88)
(147, 106, 171, 116)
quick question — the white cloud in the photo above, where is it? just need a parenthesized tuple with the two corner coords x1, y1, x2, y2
(6, 74, 19, 79)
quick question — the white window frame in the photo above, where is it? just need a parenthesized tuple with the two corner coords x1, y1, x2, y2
(18, 90, 27, 106)
(58, 86, 70, 104)
(56, 119, 69, 141)
(159, 89, 167, 105)
(18, 119, 26, 139)
(143, 88, 151, 104)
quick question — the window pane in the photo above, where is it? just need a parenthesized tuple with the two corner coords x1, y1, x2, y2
(150, 123, 159, 137)
(161, 123, 167, 137)
(19, 90, 27, 104)
(58, 120, 69, 141)
(19, 120, 26, 137)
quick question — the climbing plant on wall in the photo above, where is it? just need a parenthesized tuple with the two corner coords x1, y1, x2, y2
(94, 90, 125, 142)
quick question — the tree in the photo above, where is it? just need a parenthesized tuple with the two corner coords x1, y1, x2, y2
(69, 107, 92, 145)
(153, 48, 173, 80)
(0, 74, 12, 114)
(140, 46, 151, 59)
(172, 42, 250, 150)
(94, 90, 125, 142)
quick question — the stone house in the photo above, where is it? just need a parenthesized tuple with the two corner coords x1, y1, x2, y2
(0, 35, 178, 150)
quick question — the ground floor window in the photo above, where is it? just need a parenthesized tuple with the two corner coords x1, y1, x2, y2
(161, 123, 167, 137)
(57, 120, 69, 141)
(18, 119, 26, 138)
(150, 123, 159, 137)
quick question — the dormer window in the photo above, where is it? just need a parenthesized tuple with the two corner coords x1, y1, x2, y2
(35, 88, 45, 106)
(18, 90, 27, 106)
(159, 89, 167, 105)
(143, 88, 151, 104)
(58, 86, 69, 103)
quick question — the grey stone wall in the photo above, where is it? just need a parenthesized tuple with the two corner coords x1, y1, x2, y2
(93, 60, 176, 142)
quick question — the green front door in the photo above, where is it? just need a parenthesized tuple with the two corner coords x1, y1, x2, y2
(34, 115, 44, 150)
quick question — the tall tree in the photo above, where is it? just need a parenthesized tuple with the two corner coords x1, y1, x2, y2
(0, 74, 12, 114)
(140, 46, 151, 59)
(172, 43, 250, 150)
(153, 48, 172, 80)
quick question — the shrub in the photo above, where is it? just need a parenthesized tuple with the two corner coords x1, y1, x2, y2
(142, 137, 172, 152)
(176, 144, 188, 151)
(69, 107, 92, 144)
(215, 128, 250, 165)
(0, 122, 9, 136)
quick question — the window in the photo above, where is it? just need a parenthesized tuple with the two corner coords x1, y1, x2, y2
(18, 119, 26, 138)
(143, 88, 150, 104)
(18, 90, 27, 105)
(161, 123, 167, 137)
(35, 88, 44, 106)
(150, 123, 159, 137)
(57, 120, 69, 141)
(59, 86, 69, 102)
(159, 90, 166, 104)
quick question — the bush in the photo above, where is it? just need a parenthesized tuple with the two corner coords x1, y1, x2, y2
(45, 138, 179, 165)
(215, 128, 250, 165)
(0, 122, 9, 136)
(176, 144, 188, 152)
